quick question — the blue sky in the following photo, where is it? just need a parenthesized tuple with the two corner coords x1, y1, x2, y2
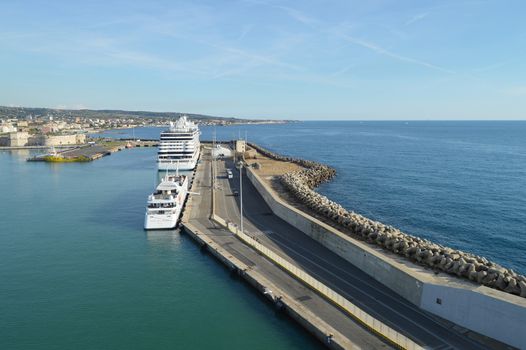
(1, 0, 525, 120)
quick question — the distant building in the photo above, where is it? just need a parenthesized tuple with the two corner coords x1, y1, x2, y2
(235, 139, 246, 153)
(29, 134, 86, 146)
(0, 132, 87, 147)
(1, 123, 17, 133)
(40, 123, 60, 134)
(8, 132, 29, 147)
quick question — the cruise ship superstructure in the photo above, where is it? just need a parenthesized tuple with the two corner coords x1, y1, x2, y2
(157, 115, 200, 171)
(144, 174, 188, 230)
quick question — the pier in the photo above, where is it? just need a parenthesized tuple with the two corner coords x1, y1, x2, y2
(180, 143, 517, 349)
(26, 139, 159, 162)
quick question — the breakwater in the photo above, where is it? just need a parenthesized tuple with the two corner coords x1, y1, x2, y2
(247, 142, 526, 298)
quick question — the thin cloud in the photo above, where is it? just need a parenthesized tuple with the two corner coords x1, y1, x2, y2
(472, 60, 513, 73)
(331, 63, 356, 77)
(405, 12, 429, 26)
(236, 25, 253, 41)
(261, 3, 454, 74)
(208, 43, 302, 71)
(136, 10, 304, 78)
(274, 5, 320, 25)
(335, 32, 454, 74)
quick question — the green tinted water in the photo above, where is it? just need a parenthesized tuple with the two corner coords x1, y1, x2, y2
(0, 148, 321, 350)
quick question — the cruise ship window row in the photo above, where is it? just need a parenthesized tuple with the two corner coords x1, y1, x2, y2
(158, 154, 196, 157)
(158, 149, 196, 152)
(158, 154, 196, 156)
(160, 138, 197, 141)
(158, 145, 196, 147)
(159, 145, 197, 148)
(160, 135, 197, 138)
(158, 149, 197, 153)
(159, 141, 196, 144)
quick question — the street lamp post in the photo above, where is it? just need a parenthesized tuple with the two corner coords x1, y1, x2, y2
(238, 160, 244, 233)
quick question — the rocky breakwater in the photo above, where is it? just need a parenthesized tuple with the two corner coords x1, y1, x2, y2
(248, 143, 526, 298)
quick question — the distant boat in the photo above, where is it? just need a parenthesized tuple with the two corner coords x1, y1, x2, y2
(157, 115, 200, 171)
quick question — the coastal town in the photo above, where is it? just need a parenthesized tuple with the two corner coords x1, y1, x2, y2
(0, 106, 287, 148)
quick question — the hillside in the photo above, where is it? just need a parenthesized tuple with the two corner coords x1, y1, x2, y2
(0, 106, 283, 123)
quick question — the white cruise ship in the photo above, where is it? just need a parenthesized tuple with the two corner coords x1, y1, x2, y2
(144, 174, 188, 230)
(157, 115, 200, 171)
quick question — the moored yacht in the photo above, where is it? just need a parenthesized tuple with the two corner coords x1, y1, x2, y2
(144, 173, 188, 230)
(157, 115, 200, 171)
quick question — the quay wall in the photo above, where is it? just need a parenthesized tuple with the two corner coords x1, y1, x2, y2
(181, 222, 351, 350)
(246, 165, 526, 349)
(180, 160, 354, 349)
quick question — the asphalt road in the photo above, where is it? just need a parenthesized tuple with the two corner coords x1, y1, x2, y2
(60, 145, 108, 158)
(186, 148, 392, 349)
(212, 152, 493, 350)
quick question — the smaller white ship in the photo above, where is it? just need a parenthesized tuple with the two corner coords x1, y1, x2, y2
(144, 173, 188, 230)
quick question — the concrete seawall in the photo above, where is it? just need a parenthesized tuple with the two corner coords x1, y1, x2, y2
(246, 165, 526, 349)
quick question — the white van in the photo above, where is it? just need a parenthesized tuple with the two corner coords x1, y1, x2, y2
(226, 169, 233, 179)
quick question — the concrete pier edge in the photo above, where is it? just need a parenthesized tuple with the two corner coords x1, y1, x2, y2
(180, 221, 354, 350)
(211, 213, 421, 350)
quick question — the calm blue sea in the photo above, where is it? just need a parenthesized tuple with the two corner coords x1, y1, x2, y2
(0, 146, 322, 350)
(97, 121, 526, 274)
(2, 121, 524, 349)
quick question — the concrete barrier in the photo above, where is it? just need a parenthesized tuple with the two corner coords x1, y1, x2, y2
(246, 166, 526, 349)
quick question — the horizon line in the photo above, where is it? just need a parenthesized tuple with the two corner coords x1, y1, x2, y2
(1, 105, 525, 122)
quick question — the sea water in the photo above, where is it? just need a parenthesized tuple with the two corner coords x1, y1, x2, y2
(98, 121, 526, 274)
(0, 148, 322, 349)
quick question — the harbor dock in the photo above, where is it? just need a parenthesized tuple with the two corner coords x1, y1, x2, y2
(181, 147, 387, 349)
(181, 143, 517, 349)
(26, 139, 159, 162)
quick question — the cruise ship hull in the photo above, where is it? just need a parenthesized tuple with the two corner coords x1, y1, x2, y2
(157, 159, 197, 171)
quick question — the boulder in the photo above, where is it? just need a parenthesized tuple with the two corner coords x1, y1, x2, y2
(519, 281, 526, 298)
(476, 271, 487, 283)
(504, 278, 520, 295)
